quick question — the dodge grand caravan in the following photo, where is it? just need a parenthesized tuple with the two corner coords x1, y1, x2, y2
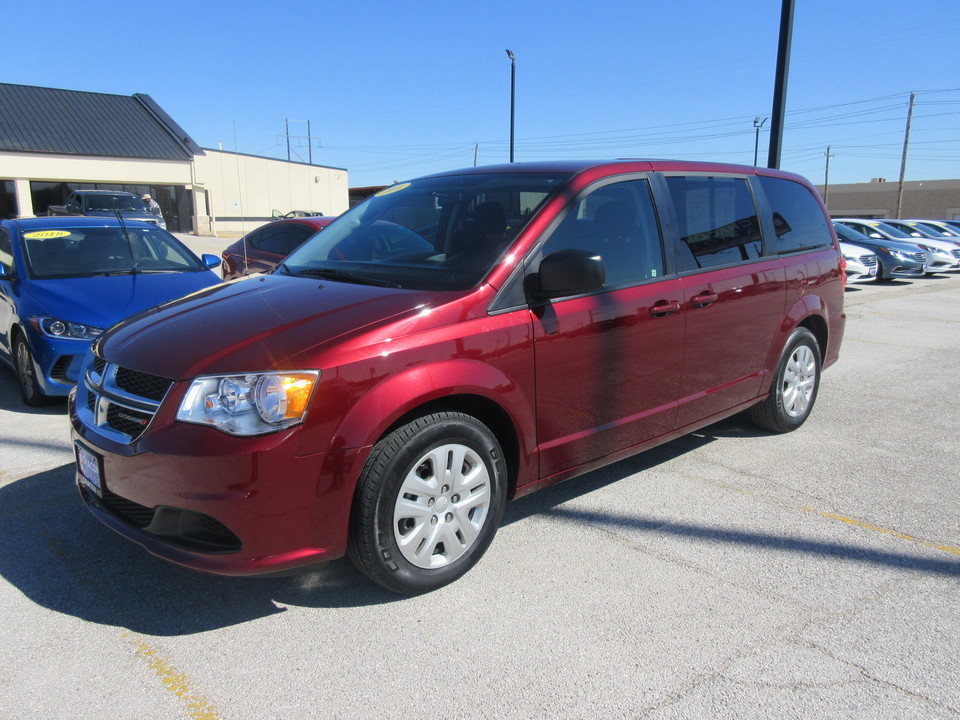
(70, 160, 845, 594)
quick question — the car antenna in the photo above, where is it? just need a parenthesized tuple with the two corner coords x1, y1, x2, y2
(114, 210, 140, 273)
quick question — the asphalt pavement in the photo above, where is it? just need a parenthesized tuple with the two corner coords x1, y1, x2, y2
(0, 267, 957, 719)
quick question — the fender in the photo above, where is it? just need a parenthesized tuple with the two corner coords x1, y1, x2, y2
(762, 292, 831, 378)
(316, 357, 537, 481)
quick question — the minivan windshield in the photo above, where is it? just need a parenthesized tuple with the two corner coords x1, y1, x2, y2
(279, 172, 571, 291)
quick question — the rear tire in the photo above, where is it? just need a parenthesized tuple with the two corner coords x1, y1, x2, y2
(348, 412, 507, 595)
(750, 327, 821, 433)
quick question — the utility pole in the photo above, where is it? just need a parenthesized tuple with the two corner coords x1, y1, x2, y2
(823, 146, 834, 210)
(279, 120, 321, 164)
(895, 92, 916, 219)
(767, 0, 795, 169)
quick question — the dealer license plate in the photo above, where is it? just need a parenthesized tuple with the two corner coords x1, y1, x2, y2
(76, 445, 102, 497)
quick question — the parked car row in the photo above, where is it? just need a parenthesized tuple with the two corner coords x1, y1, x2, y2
(833, 218, 960, 282)
(0, 217, 222, 406)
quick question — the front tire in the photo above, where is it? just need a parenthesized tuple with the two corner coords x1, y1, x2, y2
(14, 335, 47, 407)
(348, 412, 507, 595)
(874, 258, 890, 281)
(750, 327, 821, 433)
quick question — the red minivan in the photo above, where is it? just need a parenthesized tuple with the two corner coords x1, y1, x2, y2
(70, 160, 845, 594)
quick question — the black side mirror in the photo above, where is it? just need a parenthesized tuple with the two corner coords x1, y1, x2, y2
(531, 249, 605, 299)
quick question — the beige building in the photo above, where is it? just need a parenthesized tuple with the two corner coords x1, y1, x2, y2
(816, 178, 960, 220)
(0, 83, 348, 235)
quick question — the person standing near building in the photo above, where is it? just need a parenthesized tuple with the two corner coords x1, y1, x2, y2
(142, 194, 166, 229)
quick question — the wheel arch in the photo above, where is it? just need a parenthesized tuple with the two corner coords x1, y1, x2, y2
(773, 294, 832, 368)
(797, 312, 828, 362)
(382, 393, 522, 498)
(321, 359, 533, 500)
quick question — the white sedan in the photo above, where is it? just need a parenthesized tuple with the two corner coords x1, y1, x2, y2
(839, 241, 878, 283)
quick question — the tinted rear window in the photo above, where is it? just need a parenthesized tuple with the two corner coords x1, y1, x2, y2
(757, 176, 831, 254)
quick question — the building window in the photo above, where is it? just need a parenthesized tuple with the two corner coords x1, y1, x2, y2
(0, 181, 16, 219)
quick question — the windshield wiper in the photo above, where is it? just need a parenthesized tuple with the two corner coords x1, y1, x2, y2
(90, 270, 139, 276)
(293, 267, 402, 288)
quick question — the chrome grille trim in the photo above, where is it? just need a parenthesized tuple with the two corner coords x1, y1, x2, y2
(78, 357, 173, 444)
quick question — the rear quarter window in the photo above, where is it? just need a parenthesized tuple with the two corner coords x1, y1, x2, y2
(757, 176, 831, 254)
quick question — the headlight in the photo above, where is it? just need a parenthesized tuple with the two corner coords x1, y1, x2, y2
(30, 316, 103, 340)
(176, 371, 320, 436)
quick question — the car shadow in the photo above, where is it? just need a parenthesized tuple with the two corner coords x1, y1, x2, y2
(2, 416, 956, 634)
(0, 463, 404, 637)
(0, 370, 69, 416)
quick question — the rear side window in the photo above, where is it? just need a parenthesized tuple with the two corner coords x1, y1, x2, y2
(758, 176, 831, 254)
(665, 176, 762, 271)
(289, 225, 318, 252)
(252, 225, 290, 254)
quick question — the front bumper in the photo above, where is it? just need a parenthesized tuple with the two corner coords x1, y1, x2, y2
(28, 330, 87, 397)
(69, 390, 367, 576)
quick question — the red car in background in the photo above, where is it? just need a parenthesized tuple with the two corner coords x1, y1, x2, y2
(221, 216, 334, 280)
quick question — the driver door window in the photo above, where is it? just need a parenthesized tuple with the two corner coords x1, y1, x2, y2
(540, 178, 664, 288)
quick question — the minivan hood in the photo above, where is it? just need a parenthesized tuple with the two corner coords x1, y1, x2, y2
(98, 273, 442, 379)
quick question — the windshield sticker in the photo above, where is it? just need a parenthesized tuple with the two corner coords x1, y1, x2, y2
(24, 230, 72, 239)
(375, 183, 411, 197)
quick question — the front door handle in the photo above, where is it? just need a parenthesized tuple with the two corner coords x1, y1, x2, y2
(649, 300, 681, 318)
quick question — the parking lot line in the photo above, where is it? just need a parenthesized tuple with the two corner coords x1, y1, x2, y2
(810, 509, 960, 556)
(124, 633, 223, 720)
(707, 479, 960, 556)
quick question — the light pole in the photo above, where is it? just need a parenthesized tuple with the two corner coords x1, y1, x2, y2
(506, 49, 516, 162)
(753, 116, 768, 166)
(823, 145, 834, 209)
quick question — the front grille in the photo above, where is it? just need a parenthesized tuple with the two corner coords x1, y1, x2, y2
(78, 352, 172, 443)
(101, 489, 154, 528)
(860, 255, 877, 267)
(115, 367, 172, 402)
(912, 253, 926, 263)
(98, 489, 242, 551)
(951, 249, 960, 259)
(106, 404, 153, 436)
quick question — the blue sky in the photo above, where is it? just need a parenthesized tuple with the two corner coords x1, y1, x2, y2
(6, 0, 959, 187)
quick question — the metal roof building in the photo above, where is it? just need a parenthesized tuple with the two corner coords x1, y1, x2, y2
(0, 83, 348, 235)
